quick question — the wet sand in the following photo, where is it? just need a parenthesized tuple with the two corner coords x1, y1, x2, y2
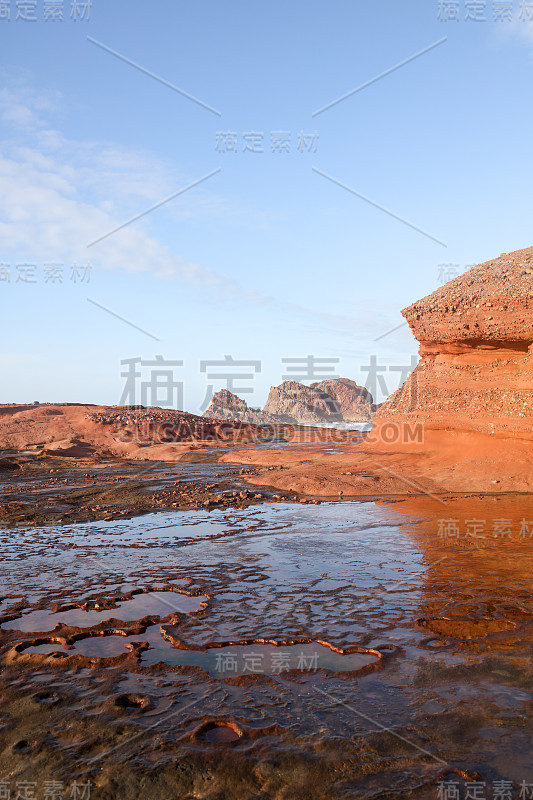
(1, 444, 533, 798)
(0, 451, 295, 527)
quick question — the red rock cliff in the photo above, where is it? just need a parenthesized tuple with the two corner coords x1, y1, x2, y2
(375, 246, 533, 439)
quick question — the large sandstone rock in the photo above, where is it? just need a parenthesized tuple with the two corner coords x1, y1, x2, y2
(375, 246, 533, 438)
(203, 379, 374, 425)
(311, 378, 374, 422)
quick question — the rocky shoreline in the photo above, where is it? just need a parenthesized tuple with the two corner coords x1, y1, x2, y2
(226, 247, 533, 494)
(1, 246, 532, 515)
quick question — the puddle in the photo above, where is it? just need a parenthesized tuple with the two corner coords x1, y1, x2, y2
(203, 726, 240, 743)
(0, 597, 23, 613)
(140, 636, 380, 675)
(195, 721, 243, 744)
(24, 629, 380, 676)
(26, 642, 68, 655)
(2, 591, 207, 633)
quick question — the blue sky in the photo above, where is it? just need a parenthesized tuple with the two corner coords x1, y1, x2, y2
(1, 0, 532, 412)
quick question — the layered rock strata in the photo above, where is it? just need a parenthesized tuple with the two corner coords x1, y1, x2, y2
(375, 246, 533, 439)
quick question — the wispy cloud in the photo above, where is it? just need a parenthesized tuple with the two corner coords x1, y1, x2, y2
(0, 80, 260, 295)
(0, 77, 61, 131)
(491, 13, 533, 54)
(0, 75, 412, 346)
(0, 151, 243, 292)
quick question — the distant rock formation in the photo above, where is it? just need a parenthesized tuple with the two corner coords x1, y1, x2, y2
(311, 378, 374, 422)
(201, 389, 279, 425)
(203, 378, 374, 426)
(375, 246, 533, 438)
(262, 381, 339, 423)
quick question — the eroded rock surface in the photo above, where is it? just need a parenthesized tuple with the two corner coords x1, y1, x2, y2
(375, 246, 533, 438)
(0, 403, 278, 462)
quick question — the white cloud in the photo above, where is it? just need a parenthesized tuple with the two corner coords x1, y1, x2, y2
(0, 151, 256, 297)
(0, 80, 261, 296)
(0, 77, 61, 131)
(0, 75, 402, 344)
